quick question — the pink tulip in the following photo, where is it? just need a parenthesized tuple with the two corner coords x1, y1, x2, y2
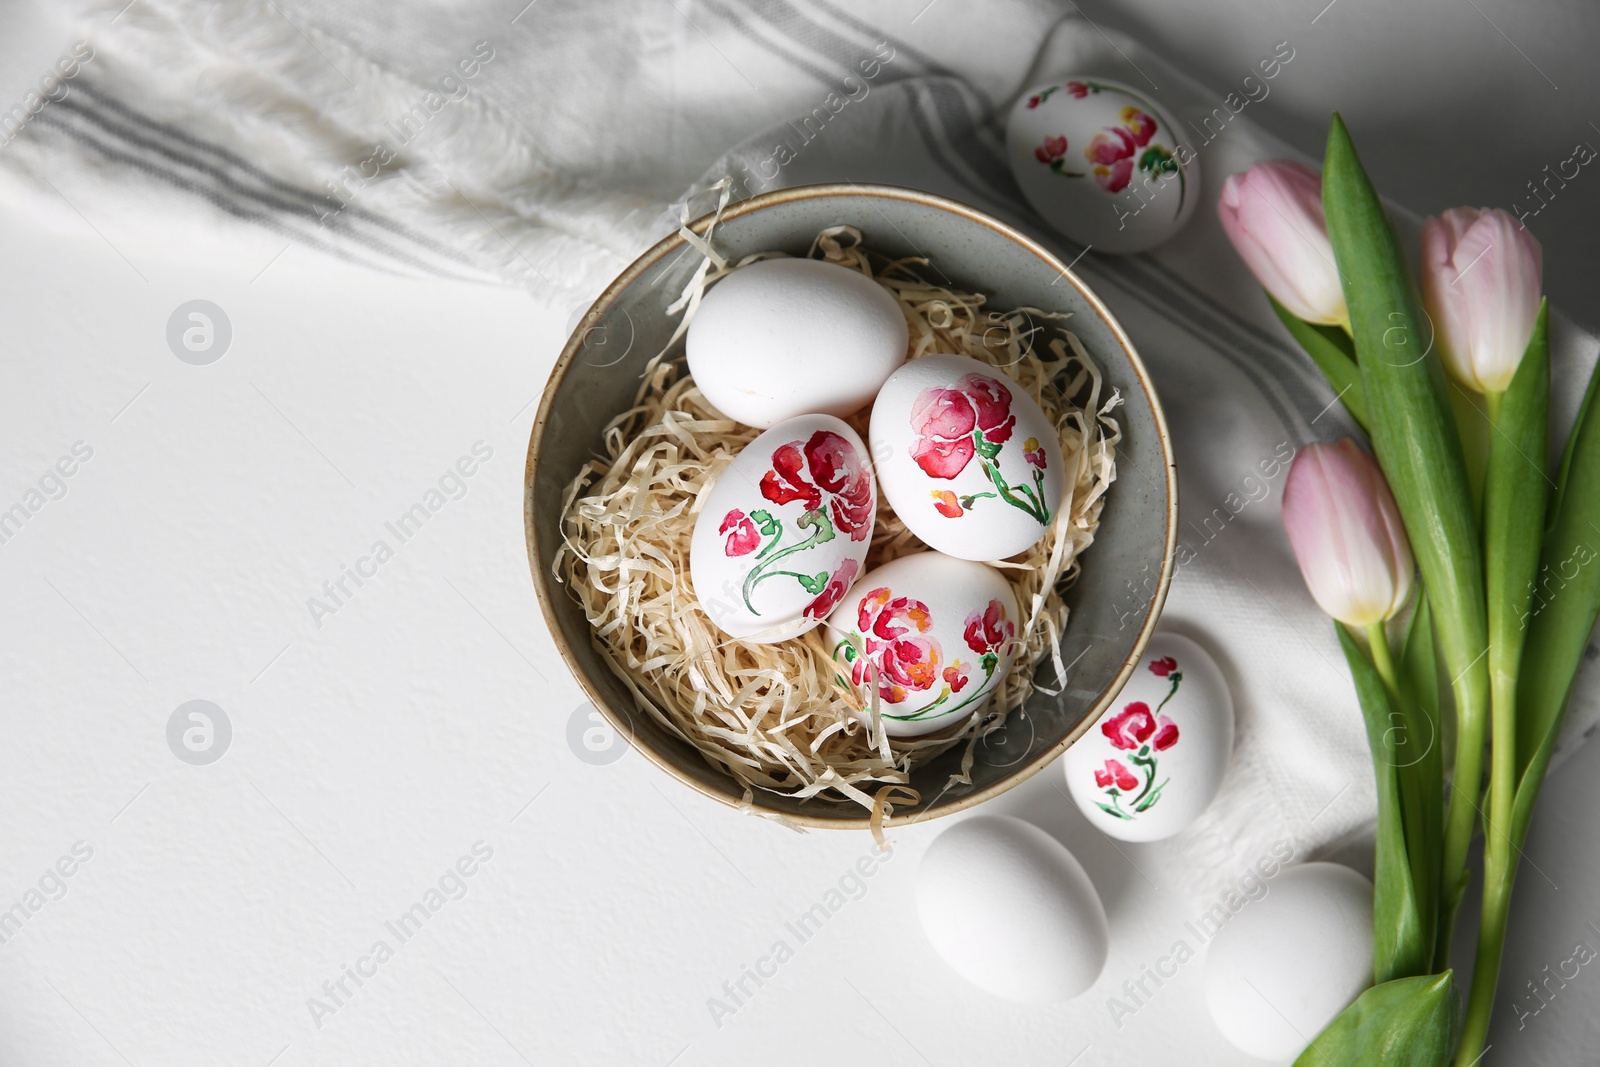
(1219, 161, 1349, 327)
(1421, 207, 1543, 395)
(1282, 440, 1414, 627)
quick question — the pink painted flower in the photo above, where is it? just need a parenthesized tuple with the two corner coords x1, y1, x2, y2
(931, 489, 963, 518)
(1065, 81, 1092, 99)
(1034, 134, 1069, 164)
(759, 442, 820, 510)
(1102, 700, 1156, 751)
(854, 587, 942, 704)
(1282, 440, 1414, 627)
(1094, 759, 1138, 792)
(1218, 160, 1348, 327)
(963, 599, 1014, 655)
(1152, 714, 1179, 752)
(1120, 106, 1157, 147)
(1022, 435, 1047, 470)
(803, 558, 859, 620)
(803, 430, 873, 540)
(719, 509, 760, 556)
(1422, 206, 1543, 395)
(1149, 655, 1178, 677)
(909, 386, 978, 479)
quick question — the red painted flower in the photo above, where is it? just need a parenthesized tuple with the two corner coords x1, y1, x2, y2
(803, 558, 859, 620)
(1034, 134, 1069, 164)
(958, 373, 1015, 443)
(908, 373, 1017, 480)
(1026, 93, 1043, 109)
(1023, 436, 1047, 470)
(1149, 655, 1178, 677)
(759, 442, 821, 510)
(963, 599, 1015, 655)
(803, 430, 873, 540)
(931, 490, 963, 518)
(1086, 107, 1159, 194)
(909, 387, 977, 479)
(1102, 700, 1156, 751)
(1094, 758, 1138, 792)
(942, 660, 970, 694)
(1152, 714, 1179, 752)
(757, 432, 873, 541)
(719, 509, 760, 556)
(1065, 81, 1092, 99)
(854, 587, 942, 703)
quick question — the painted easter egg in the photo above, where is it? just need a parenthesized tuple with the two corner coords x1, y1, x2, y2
(686, 257, 909, 428)
(690, 414, 874, 643)
(1204, 862, 1374, 1060)
(917, 815, 1109, 1003)
(1064, 633, 1234, 842)
(870, 353, 1065, 561)
(824, 552, 1021, 738)
(1006, 77, 1198, 254)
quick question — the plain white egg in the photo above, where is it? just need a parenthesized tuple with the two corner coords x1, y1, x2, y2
(686, 258, 909, 428)
(870, 354, 1065, 561)
(1204, 862, 1374, 1061)
(824, 552, 1020, 738)
(1064, 633, 1235, 842)
(1005, 76, 1198, 254)
(917, 815, 1109, 1003)
(690, 414, 874, 642)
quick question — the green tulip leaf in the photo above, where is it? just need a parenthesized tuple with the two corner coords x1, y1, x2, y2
(1337, 622, 1431, 983)
(1322, 112, 1489, 928)
(1267, 292, 1370, 431)
(1293, 972, 1456, 1067)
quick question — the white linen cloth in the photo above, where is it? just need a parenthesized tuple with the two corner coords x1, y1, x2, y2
(9, 0, 1598, 892)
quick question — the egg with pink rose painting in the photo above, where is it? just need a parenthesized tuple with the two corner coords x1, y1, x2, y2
(690, 414, 875, 643)
(870, 353, 1065, 561)
(1005, 76, 1198, 254)
(1063, 632, 1235, 842)
(824, 552, 1022, 738)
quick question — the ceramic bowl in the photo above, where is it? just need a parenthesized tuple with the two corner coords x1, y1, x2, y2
(524, 184, 1176, 828)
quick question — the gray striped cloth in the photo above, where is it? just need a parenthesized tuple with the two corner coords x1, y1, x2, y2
(12, 0, 1596, 891)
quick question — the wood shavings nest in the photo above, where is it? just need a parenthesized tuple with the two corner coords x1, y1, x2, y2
(553, 225, 1120, 824)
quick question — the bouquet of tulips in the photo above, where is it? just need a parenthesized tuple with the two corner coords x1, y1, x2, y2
(1220, 115, 1600, 1065)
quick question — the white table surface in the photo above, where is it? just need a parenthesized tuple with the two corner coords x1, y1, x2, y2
(2, 2, 1598, 1065)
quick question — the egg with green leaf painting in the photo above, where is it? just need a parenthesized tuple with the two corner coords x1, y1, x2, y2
(1064, 632, 1235, 842)
(870, 353, 1065, 561)
(824, 552, 1021, 738)
(690, 414, 875, 643)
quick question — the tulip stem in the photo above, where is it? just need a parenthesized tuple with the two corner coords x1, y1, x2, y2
(1364, 621, 1400, 702)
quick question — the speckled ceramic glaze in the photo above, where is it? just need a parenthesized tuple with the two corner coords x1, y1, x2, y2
(525, 185, 1176, 828)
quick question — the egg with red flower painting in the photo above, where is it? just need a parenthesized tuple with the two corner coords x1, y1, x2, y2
(1063, 632, 1235, 842)
(690, 414, 875, 643)
(824, 552, 1021, 738)
(870, 354, 1065, 561)
(1006, 77, 1198, 254)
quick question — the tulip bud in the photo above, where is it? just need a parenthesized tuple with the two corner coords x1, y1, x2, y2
(1282, 440, 1414, 627)
(1218, 161, 1349, 327)
(1421, 207, 1543, 395)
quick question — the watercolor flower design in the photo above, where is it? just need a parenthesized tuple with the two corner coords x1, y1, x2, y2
(726, 430, 871, 615)
(832, 593, 1015, 723)
(909, 373, 1050, 525)
(1028, 85, 1186, 217)
(1093, 654, 1185, 820)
